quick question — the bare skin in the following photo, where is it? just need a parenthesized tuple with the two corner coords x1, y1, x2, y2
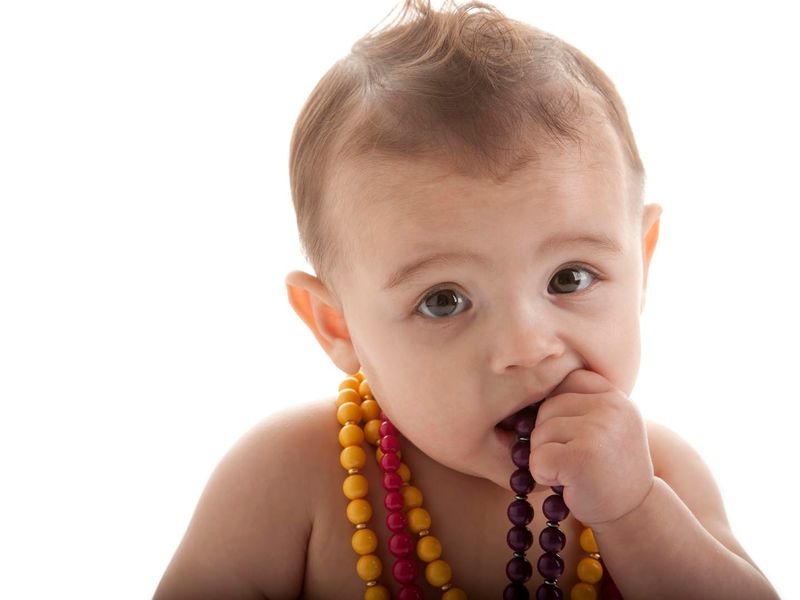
(154, 397, 771, 599)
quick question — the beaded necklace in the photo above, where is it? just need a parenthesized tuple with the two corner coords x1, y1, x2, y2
(336, 371, 622, 599)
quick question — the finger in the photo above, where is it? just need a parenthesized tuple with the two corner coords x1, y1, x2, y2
(529, 415, 581, 447)
(535, 392, 595, 425)
(528, 441, 565, 487)
(548, 368, 615, 398)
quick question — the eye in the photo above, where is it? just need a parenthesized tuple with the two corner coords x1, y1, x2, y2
(416, 286, 470, 319)
(548, 264, 600, 295)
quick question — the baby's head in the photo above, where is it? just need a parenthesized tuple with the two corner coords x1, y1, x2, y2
(286, 0, 662, 490)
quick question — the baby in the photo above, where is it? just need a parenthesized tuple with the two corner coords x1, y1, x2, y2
(155, 1, 779, 598)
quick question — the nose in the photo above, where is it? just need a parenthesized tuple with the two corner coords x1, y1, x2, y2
(489, 301, 565, 373)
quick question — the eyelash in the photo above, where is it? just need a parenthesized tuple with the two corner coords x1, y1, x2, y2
(414, 263, 603, 321)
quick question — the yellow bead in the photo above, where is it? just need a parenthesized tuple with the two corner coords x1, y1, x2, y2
(396, 462, 411, 483)
(401, 485, 423, 510)
(363, 419, 382, 446)
(346, 498, 373, 525)
(359, 379, 373, 399)
(355, 553, 382, 581)
(339, 376, 361, 392)
(570, 582, 598, 600)
(442, 588, 467, 600)
(339, 423, 365, 448)
(352, 528, 378, 555)
(576, 557, 603, 584)
(337, 387, 361, 407)
(337, 401, 364, 426)
(343, 474, 369, 499)
(376, 447, 384, 462)
(354, 371, 366, 383)
(340, 445, 367, 470)
(364, 584, 390, 600)
(416, 534, 442, 562)
(407, 507, 431, 533)
(424, 559, 452, 587)
(579, 527, 599, 554)
(361, 399, 381, 421)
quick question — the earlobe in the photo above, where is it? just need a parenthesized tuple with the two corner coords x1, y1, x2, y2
(640, 203, 663, 313)
(284, 270, 361, 374)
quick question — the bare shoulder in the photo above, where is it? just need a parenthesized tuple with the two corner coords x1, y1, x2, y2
(644, 419, 763, 575)
(154, 398, 336, 600)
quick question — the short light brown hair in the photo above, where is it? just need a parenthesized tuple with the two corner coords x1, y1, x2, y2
(289, 0, 645, 295)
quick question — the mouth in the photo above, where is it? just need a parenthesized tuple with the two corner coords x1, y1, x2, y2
(494, 400, 544, 435)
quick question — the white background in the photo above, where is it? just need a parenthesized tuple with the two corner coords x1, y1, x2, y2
(1, 1, 797, 598)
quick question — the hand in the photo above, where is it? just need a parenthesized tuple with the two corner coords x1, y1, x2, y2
(529, 368, 655, 528)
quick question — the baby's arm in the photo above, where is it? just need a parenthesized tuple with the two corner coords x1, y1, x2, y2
(154, 409, 313, 599)
(595, 421, 779, 599)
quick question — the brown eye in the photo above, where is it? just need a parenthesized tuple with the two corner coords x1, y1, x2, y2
(548, 266, 597, 294)
(417, 288, 469, 319)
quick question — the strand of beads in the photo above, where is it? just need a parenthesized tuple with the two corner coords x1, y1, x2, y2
(337, 374, 391, 600)
(375, 414, 466, 600)
(504, 405, 539, 599)
(537, 487, 569, 599)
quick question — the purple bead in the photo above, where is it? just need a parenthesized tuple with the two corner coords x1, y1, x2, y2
(551, 485, 564, 495)
(503, 582, 531, 600)
(507, 498, 533, 526)
(513, 404, 539, 436)
(536, 584, 564, 600)
(510, 468, 535, 495)
(542, 494, 569, 521)
(537, 551, 564, 579)
(506, 555, 533, 583)
(539, 526, 566, 552)
(506, 524, 533, 552)
(511, 439, 531, 468)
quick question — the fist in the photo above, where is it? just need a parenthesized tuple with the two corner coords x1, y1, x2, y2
(528, 368, 654, 528)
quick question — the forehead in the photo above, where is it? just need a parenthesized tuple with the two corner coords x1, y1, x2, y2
(328, 117, 632, 270)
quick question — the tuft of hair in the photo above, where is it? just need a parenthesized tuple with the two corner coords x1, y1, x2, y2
(289, 0, 646, 295)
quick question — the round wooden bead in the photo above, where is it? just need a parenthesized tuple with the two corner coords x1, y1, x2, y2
(442, 587, 467, 600)
(346, 498, 373, 525)
(361, 399, 381, 421)
(425, 559, 452, 587)
(577, 557, 603, 584)
(352, 528, 378, 555)
(358, 378, 372, 399)
(356, 553, 382, 581)
(337, 387, 361, 407)
(339, 424, 365, 448)
(416, 534, 442, 562)
(337, 402, 363, 425)
(354, 371, 366, 383)
(570, 582, 598, 600)
(406, 507, 432, 534)
(364, 419, 382, 446)
(401, 485, 423, 510)
(364, 584, 390, 600)
(339, 376, 361, 393)
(343, 474, 369, 499)
(579, 527, 599, 554)
(396, 462, 411, 483)
(340, 445, 367, 470)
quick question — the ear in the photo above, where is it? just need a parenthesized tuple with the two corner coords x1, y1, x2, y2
(284, 270, 361, 375)
(640, 203, 663, 314)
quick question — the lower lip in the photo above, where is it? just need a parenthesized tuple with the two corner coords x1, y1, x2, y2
(493, 426, 518, 448)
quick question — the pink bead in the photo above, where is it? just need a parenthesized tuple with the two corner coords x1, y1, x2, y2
(389, 531, 414, 558)
(384, 491, 404, 511)
(383, 471, 403, 491)
(392, 558, 419, 584)
(380, 434, 400, 454)
(380, 452, 401, 472)
(386, 510, 407, 532)
(397, 583, 424, 600)
(379, 420, 398, 437)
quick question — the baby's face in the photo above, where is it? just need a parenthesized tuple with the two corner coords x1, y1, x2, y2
(328, 119, 657, 491)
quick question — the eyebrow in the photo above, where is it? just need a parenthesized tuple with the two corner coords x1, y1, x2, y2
(382, 232, 623, 290)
